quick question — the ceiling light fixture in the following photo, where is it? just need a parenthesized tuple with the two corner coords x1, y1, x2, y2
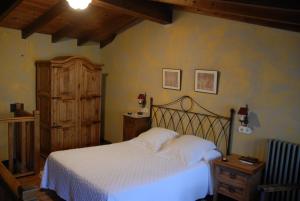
(66, 0, 92, 10)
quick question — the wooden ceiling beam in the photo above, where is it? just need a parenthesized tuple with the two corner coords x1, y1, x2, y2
(181, 6, 300, 32)
(77, 17, 141, 47)
(100, 34, 117, 48)
(52, 6, 100, 43)
(77, 18, 143, 48)
(0, 0, 23, 22)
(152, 0, 300, 32)
(92, 0, 172, 24)
(22, 1, 69, 39)
(99, 18, 142, 48)
(77, 38, 90, 46)
(51, 24, 74, 43)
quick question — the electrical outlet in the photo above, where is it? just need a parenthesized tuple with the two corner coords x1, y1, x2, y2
(238, 126, 252, 134)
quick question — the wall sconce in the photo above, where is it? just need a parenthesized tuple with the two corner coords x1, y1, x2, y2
(238, 105, 252, 134)
(238, 105, 248, 126)
(137, 93, 146, 108)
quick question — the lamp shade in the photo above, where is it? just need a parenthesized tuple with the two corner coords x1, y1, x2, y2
(238, 105, 248, 115)
(138, 94, 146, 100)
(66, 0, 92, 10)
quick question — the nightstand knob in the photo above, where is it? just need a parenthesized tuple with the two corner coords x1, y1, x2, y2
(229, 173, 237, 179)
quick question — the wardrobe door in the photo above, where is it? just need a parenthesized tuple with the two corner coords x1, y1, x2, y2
(80, 61, 101, 97)
(51, 127, 77, 151)
(51, 61, 79, 150)
(51, 99, 77, 128)
(51, 61, 77, 99)
(79, 61, 101, 147)
(80, 98, 101, 147)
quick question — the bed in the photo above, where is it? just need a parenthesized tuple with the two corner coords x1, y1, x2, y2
(41, 96, 235, 201)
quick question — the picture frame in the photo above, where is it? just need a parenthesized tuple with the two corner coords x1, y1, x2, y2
(194, 69, 219, 94)
(162, 68, 181, 90)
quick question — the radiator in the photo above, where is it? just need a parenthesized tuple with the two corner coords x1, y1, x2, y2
(263, 139, 300, 201)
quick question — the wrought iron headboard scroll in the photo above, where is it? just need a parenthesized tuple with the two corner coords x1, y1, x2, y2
(150, 96, 235, 155)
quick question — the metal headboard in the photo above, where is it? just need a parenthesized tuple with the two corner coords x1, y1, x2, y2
(150, 96, 235, 155)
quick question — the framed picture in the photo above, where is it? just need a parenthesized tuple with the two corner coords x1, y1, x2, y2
(194, 69, 219, 94)
(162, 68, 181, 90)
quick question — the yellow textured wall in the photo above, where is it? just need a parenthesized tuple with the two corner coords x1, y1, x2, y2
(0, 27, 101, 160)
(101, 11, 300, 159)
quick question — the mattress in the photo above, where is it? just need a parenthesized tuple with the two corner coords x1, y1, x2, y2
(41, 140, 213, 201)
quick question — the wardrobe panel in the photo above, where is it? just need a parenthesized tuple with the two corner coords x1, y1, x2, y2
(80, 98, 101, 123)
(37, 95, 51, 125)
(51, 61, 77, 99)
(36, 62, 51, 95)
(51, 99, 77, 128)
(40, 125, 51, 156)
(80, 61, 101, 98)
(51, 127, 77, 151)
(80, 123, 100, 147)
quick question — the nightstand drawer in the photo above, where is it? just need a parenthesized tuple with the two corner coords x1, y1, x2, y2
(218, 182, 245, 201)
(216, 166, 247, 187)
(213, 154, 265, 201)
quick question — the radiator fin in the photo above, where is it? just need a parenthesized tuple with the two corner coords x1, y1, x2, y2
(263, 139, 300, 201)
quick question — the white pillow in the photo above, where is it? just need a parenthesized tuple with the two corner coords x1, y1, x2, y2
(159, 135, 216, 166)
(135, 127, 179, 152)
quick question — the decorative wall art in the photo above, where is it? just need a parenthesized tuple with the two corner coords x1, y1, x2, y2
(162, 68, 181, 90)
(195, 69, 219, 94)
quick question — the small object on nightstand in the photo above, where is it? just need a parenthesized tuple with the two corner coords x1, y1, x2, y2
(239, 156, 258, 165)
(123, 113, 150, 141)
(213, 154, 265, 201)
(221, 156, 228, 162)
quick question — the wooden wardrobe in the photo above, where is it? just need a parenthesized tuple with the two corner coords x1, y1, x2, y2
(36, 56, 102, 156)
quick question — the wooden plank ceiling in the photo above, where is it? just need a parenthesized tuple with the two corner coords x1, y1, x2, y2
(0, 0, 299, 48)
(152, 0, 300, 32)
(0, 0, 172, 48)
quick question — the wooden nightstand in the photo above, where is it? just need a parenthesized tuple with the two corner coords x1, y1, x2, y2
(123, 113, 150, 141)
(213, 154, 265, 201)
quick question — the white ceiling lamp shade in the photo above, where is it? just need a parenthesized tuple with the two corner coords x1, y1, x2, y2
(66, 0, 92, 10)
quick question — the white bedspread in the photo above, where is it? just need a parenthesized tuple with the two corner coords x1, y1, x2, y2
(41, 141, 213, 201)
